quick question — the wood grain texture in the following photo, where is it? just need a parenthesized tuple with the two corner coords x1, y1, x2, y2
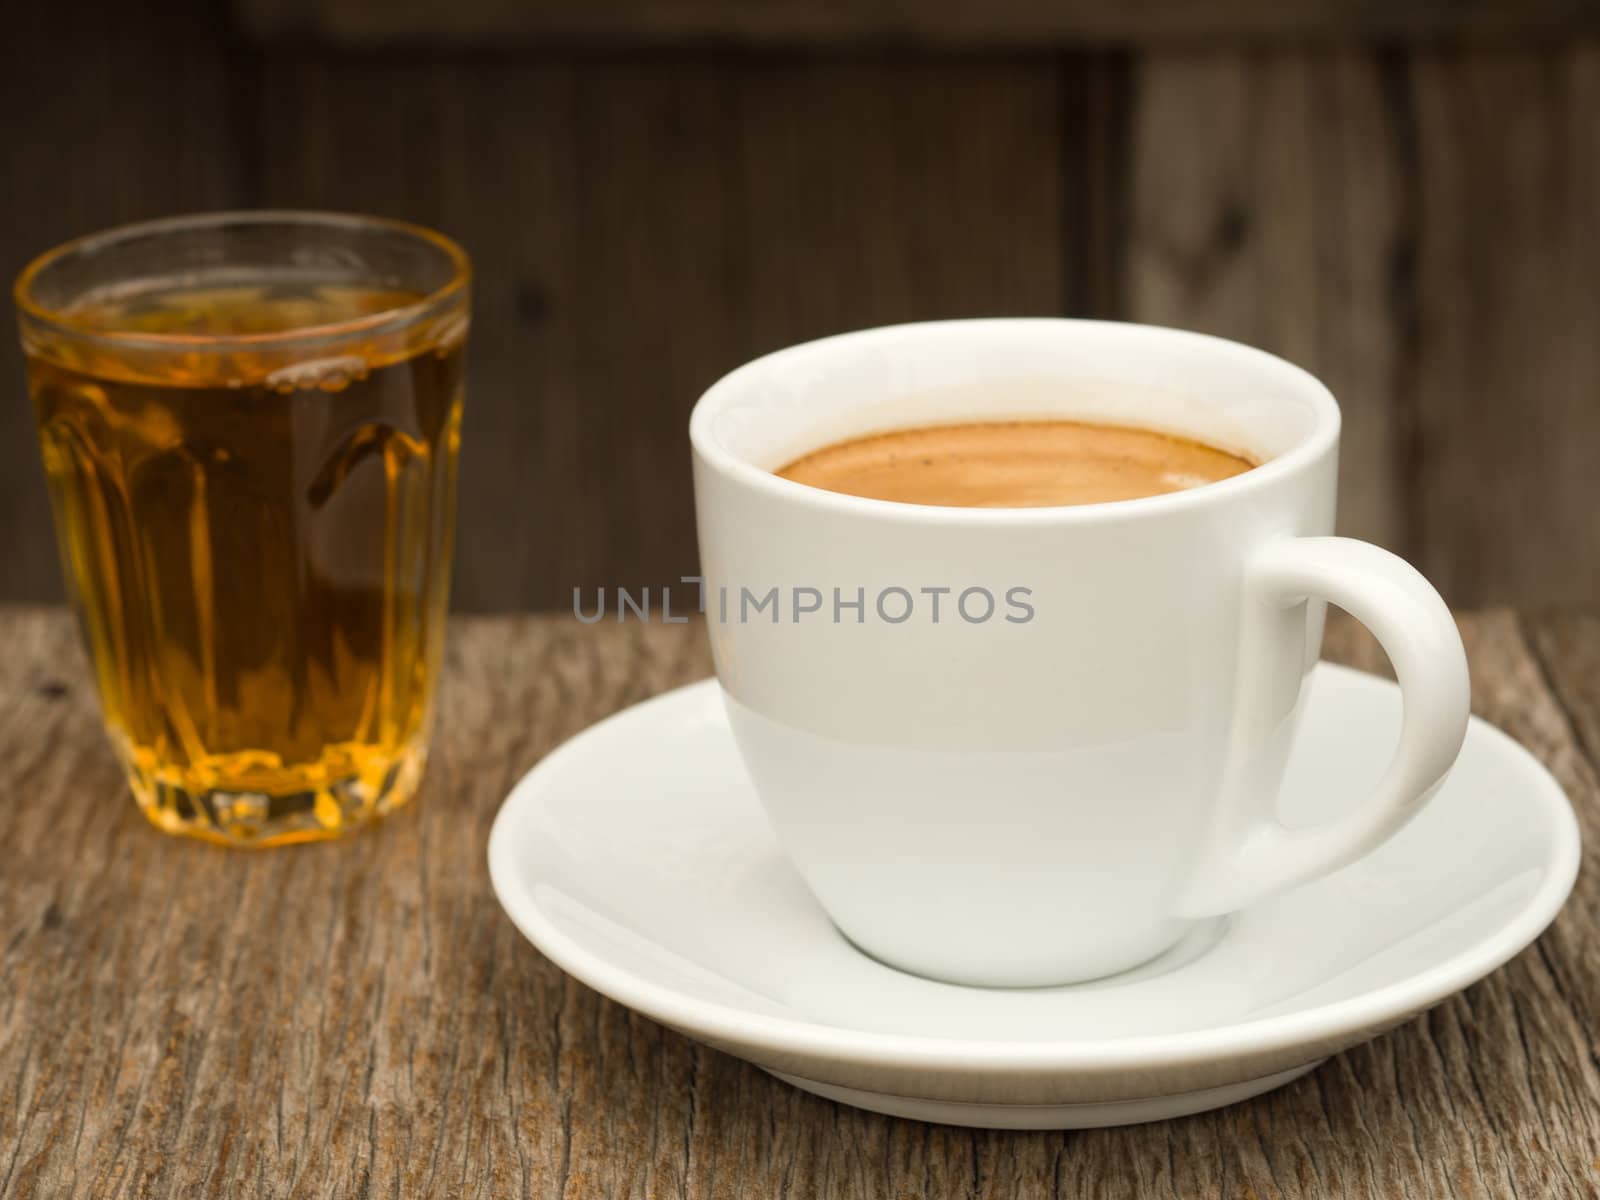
(2, 606, 1597, 1199)
(234, 0, 1600, 47)
(1523, 610, 1600, 1107)
(1125, 50, 1409, 553)
(255, 51, 1067, 611)
(1408, 47, 1600, 607)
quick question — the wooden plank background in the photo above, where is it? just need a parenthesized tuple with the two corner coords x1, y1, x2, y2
(236, 0, 1600, 46)
(2, 0, 1597, 611)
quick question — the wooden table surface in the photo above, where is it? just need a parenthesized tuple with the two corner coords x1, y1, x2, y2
(2, 607, 1596, 1199)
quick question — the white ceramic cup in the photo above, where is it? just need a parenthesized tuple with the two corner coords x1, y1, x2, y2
(690, 319, 1470, 988)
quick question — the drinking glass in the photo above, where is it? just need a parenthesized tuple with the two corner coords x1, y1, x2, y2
(14, 212, 469, 846)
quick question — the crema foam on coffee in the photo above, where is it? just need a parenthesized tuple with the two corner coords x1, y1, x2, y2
(777, 419, 1258, 508)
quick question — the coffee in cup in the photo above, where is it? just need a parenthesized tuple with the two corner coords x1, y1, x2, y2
(776, 419, 1258, 508)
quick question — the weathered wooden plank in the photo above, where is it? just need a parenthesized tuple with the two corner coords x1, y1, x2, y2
(0, 610, 717, 1199)
(2, 607, 1597, 1198)
(235, 0, 1600, 47)
(1443, 611, 1600, 1193)
(1408, 47, 1600, 607)
(0, 0, 245, 605)
(728, 55, 1070, 340)
(256, 53, 1067, 612)
(1125, 51, 1409, 553)
(1522, 612, 1600, 1076)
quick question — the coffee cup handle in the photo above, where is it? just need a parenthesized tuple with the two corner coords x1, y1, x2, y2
(1178, 536, 1471, 917)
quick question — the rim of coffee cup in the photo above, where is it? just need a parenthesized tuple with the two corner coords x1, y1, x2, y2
(689, 318, 1341, 525)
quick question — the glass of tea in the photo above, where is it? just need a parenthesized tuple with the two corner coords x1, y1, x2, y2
(14, 212, 469, 846)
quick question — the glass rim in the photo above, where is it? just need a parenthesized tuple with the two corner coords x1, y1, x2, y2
(13, 209, 472, 353)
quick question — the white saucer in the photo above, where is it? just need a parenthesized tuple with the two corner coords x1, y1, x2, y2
(488, 664, 1579, 1129)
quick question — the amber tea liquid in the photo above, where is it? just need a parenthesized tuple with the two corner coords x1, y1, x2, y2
(23, 280, 464, 845)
